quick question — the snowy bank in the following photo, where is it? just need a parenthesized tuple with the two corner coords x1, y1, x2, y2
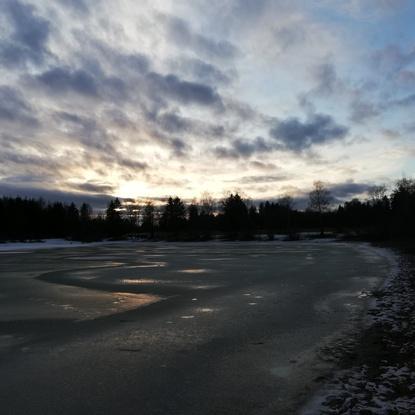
(301, 246, 415, 414)
(0, 239, 109, 252)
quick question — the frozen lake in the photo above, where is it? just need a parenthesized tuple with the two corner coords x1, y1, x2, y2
(0, 241, 393, 414)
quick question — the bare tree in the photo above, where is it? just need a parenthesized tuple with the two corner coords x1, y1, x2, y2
(369, 185, 387, 205)
(199, 192, 215, 216)
(309, 181, 331, 236)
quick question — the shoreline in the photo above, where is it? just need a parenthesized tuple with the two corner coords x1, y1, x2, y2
(300, 244, 415, 414)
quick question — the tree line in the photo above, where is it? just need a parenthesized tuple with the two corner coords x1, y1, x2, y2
(1, 179, 414, 242)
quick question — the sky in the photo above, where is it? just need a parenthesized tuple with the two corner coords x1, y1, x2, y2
(1, 0, 415, 207)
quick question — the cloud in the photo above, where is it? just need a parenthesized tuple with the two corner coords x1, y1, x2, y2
(249, 160, 280, 170)
(349, 99, 380, 123)
(36, 67, 99, 96)
(79, 37, 150, 75)
(163, 14, 239, 60)
(57, 0, 90, 14)
(312, 63, 339, 96)
(34, 64, 133, 102)
(229, 174, 286, 184)
(53, 111, 148, 170)
(146, 110, 225, 140)
(0, 182, 112, 209)
(329, 181, 374, 200)
(145, 72, 223, 108)
(388, 93, 415, 108)
(1, 0, 50, 67)
(319, 0, 409, 17)
(274, 26, 306, 51)
(373, 44, 415, 74)
(270, 113, 348, 152)
(151, 111, 192, 135)
(0, 86, 38, 127)
(0, 0, 411, 202)
(74, 181, 115, 194)
(172, 57, 235, 86)
(214, 137, 271, 159)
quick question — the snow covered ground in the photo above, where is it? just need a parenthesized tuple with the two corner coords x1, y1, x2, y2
(302, 247, 415, 414)
(0, 239, 116, 252)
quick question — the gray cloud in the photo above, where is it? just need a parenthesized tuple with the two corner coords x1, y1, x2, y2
(249, 160, 280, 170)
(34, 65, 132, 102)
(54, 112, 110, 150)
(1, 0, 50, 67)
(79, 37, 150, 75)
(146, 72, 223, 108)
(153, 112, 191, 134)
(74, 181, 115, 194)
(147, 110, 225, 140)
(0, 86, 38, 127)
(388, 93, 415, 108)
(164, 15, 239, 60)
(148, 129, 190, 157)
(373, 44, 415, 74)
(173, 57, 234, 86)
(230, 174, 287, 184)
(350, 99, 380, 123)
(53, 111, 148, 170)
(274, 26, 306, 51)
(329, 181, 374, 200)
(214, 137, 271, 159)
(398, 70, 415, 84)
(270, 113, 348, 152)
(0, 182, 112, 209)
(313, 63, 339, 95)
(230, 0, 269, 20)
(36, 67, 99, 96)
(57, 0, 90, 14)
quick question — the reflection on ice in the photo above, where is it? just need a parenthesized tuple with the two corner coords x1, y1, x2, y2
(178, 268, 210, 274)
(124, 262, 167, 269)
(111, 292, 160, 310)
(120, 278, 161, 284)
(191, 284, 222, 290)
(198, 308, 215, 313)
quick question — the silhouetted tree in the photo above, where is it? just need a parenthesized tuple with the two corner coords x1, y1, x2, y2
(160, 197, 186, 234)
(309, 181, 331, 236)
(65, 203, 79, 237)
(106, 198, 122, 222)
(198, 193, 216, 238)
(80, 203, 92, 222)
(391, 178, 415, 236)
(221, 193, 249, 236)
(142, 201, 156, 238)
(105, 198, 124, 237)
(187, 201, 199, 228)
(3, 176, 415, 242)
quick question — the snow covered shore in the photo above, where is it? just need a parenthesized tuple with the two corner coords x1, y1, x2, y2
(0, 239, 108, 252)
(302, 247, 415, 414)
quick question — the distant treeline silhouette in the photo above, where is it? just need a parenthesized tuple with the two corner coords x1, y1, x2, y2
(1, 179, 414, 242)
